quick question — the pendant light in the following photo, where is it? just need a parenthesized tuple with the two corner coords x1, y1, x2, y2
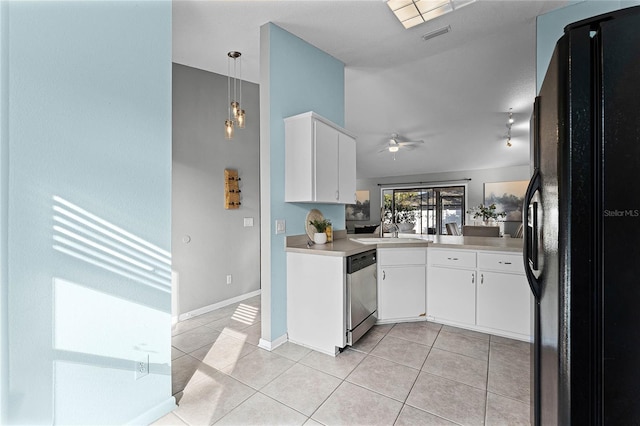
(224, 51, 246, 139)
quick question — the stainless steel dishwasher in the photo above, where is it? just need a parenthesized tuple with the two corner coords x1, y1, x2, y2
(346, 249, 377, 346)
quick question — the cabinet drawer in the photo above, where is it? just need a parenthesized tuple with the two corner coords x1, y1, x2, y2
(429, 249, 476, 268)
(379, 248, 426, 266)
(478, 252, 523, 274)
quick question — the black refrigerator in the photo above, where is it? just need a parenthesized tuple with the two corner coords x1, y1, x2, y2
(524, 5, 640, 425)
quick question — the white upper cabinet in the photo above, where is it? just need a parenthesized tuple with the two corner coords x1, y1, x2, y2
(285, 112, 356, 204)
(338, 131, 356, 204)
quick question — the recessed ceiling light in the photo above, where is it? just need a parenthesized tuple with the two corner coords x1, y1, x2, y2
(386, 0, 476, 29)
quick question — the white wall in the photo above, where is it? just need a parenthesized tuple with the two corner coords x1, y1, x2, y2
(4, 2, 173, 424)
(172, 63, 261, 317)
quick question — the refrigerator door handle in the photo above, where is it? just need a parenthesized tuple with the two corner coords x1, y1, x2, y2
(523, 168, 541, 299)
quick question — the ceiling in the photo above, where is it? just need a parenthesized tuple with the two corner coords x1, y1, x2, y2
(173, 0, 570, 179)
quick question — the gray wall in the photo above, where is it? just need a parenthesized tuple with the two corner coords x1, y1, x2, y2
(348, 165, 530, 236)
(173, 63, 260, 316)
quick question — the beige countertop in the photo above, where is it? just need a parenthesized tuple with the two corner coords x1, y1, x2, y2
(429, 235, 523, 253)
(285, 232, 523, 257)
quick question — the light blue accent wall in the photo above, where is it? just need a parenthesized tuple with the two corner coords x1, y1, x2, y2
(1, 1, 9, 421)
(6, 1, 172, 424)
(537, 0, 640, 93)
(266, 23, 346, 339)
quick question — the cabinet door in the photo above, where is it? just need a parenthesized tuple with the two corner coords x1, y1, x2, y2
(427, 266, 476, 325)
(477, 271, 531, 336)
(314, 120, 339, 202)
(338, 132, 356, 204)
(378, 266, 426, 320)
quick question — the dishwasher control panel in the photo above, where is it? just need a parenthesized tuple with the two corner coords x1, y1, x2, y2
(346, 249, 377, 274)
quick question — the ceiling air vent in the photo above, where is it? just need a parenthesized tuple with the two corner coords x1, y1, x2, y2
(422, 25, 451, 41)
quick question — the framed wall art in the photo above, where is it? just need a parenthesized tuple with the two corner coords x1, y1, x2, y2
(345, 190, 370, 221)
(484, 180, 528, 222)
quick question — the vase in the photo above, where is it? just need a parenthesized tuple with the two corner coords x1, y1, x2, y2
(314, 232, 327, 244)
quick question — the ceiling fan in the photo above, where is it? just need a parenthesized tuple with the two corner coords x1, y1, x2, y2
(379, 133, 424, 159)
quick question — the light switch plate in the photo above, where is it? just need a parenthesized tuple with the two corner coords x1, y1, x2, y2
(243, 217, 254, 227)
(275, 219, 286, 234)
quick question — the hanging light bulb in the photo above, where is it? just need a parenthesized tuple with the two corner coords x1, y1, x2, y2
(388, 145, 399, 153)
(230, 51, 241, 119)
(225, 120, 234, 140)
(238, 53, 245, 127)
(237, 109, 246, 129)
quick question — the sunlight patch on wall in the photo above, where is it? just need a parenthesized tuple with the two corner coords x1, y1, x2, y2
(51, 195, 171, 292)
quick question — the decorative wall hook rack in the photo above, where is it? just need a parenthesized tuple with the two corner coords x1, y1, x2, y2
(224, 169, 241, 209)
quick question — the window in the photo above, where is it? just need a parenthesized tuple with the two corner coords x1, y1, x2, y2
(382, 185, 466, 235)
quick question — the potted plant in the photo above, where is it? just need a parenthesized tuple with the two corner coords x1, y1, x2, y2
(309, 218, 331, 244)
(467, 203, 506, 225)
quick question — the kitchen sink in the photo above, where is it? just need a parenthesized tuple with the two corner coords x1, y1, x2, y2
(350, 237, 427, 244)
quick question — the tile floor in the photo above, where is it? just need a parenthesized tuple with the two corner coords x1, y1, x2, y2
(154, 295, 531, 426)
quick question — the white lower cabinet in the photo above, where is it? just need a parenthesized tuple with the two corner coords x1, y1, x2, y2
(377, 248, 426, 322)
(286, 252, 346, 355)
(427, 248, 531, 340)
(427, 266, 476, 325)
(476, 271, 530, 336)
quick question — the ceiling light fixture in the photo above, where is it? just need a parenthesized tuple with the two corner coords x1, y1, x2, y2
(386, 0, 476, 30)
(225, 51, 245, 140)
(506, 108, 514, 147)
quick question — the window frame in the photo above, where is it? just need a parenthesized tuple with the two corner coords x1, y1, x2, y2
(380, 183, 468, 235)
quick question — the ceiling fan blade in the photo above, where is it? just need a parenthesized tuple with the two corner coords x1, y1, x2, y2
(398, 140, 424, 146)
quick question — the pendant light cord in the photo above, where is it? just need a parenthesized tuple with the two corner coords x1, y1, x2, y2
(227, 56, 231, 121)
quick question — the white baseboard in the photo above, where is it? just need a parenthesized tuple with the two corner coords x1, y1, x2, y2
(376, 317, 426, 325)
(127, 396, 176, 425)
(427, 316, 531, 342)
(258, 333, 287, 351)
(178, 289, 261, 322)
(287, 338, 339, 356)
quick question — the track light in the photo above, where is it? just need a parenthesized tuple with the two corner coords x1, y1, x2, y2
(506, 108, 514, 147)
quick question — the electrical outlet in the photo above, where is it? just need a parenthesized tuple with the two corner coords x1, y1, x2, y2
(226, 274, 232, 285)
(275, 219, 286, 234)
(135, 355, 149, 380)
